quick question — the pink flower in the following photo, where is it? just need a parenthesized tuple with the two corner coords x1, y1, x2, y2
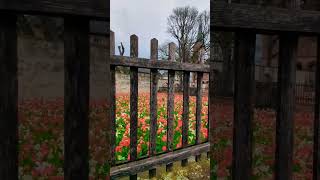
(162, 146, 167, 151)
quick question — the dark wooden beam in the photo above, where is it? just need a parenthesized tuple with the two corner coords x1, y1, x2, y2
(110, 31, 116, 167)
(211, 1, 320, 34)
(275, 33, 297, 180)
(0, 0, 108, 20)
(232, 31, 255, 180)
(106, 28, 112, 180)
(110, 55, 211, 73)
(64, 16, 90, 179)
(275, 0, 299, 179)
(110, 143, 209, 178)
(0, 12, 18, 180)
(314, 36, 320, 180)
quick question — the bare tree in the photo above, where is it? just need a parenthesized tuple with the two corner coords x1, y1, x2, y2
(167, 6, 199, 63)
(158, 43, 170, 60)
(190, 10, 210, 64)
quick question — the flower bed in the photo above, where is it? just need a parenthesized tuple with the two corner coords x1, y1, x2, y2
(18, 94, 314, 179)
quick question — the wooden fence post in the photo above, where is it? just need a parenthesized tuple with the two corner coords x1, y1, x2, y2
(300, 1, 320, 180)
(209, 31, 216, 178)
(315, 36, 320, 180)
(275, 1, 299, 179)
(195, 71, 203, 162)
(232, 30, 256, 180)
(110, 30, 116, 166)
(130, 34, 139, 180)
(0, 13, 18, 180)
(149, 38, 158, 178)
(166, 42, 176, 172)
(106, 29, 112, 180)
(275, 33, 297, 180)
(64, 16, 90, 179)
(182, 61, 190, 167)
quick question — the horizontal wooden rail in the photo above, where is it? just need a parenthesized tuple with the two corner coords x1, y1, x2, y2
(110, 143, 209, 178)
(0, 0, 108, 20)
(111, 55, 210, 72)
(211, 1, 320, 34)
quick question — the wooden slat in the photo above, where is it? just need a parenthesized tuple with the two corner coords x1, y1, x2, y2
(232, 30, 256, 180)
(111, 143, 210, 178)
(166, 42, 176, 172)
(275, 1, 299, 179)
(209, 67, 215, 178)
(211, 1, 320, 34)
(64, 16, 90, 179)
(301, 1, 320, 179)
(314, 36, 320, 180)
(111, 55, 210, 72)
(106, 29, 112, 180)
(275, 33, 297, 180)
(182, 71, 190, 166)
(149, 38, 158, 156)
(129, 35, 138, 180)
(195, 72, 203, 162)
(0, 13, 18, 180)
(110, 31, 116, 166)
(149, 38, 158, 178)
(0, 0, 108, 20)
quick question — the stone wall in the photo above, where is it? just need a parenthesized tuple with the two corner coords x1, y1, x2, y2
(18, 35, 108, 100)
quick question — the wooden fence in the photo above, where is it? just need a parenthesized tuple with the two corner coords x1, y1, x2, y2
(109, 32, 210, 179)
(2, 0, 320, 179)
(0, 1, 109, 179)
(212, 0, 320, 179)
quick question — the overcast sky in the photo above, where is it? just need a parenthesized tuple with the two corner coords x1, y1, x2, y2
(111, 0, 209, 58)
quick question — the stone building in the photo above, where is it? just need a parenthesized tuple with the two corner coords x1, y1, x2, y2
(257, 35, 316, 85)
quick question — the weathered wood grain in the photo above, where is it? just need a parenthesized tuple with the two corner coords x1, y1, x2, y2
(182, 71, 190, 166)
(149, 38, 158, 178)
(166, 42, 176, 171)
(130, 35, 138, 162)
(0, 0, 108, 19)
(211, 1, 320, 34)
(314, 36, 320, 180)
(0, 13, 18, 180)
(110, 55, 210, 72)
(275, 0, 299, 179)
(209, 1, 216, 176)
(149, 38, 158, 157)
(110, 31, 115, 56)
(195, 72, 203, 162)
(110, 31, 116, 166)
(110, 66, 116, 165)
(105, 29, 112, 180)
(129, 35, 139, 180)
(110, 143, 210, 178)
(232, 31, 256, 180)
(275, 33, 297, 180)
(64, 16, 90, 179)
(167, 71, 175, 152)
(299, 1, 320, 179)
